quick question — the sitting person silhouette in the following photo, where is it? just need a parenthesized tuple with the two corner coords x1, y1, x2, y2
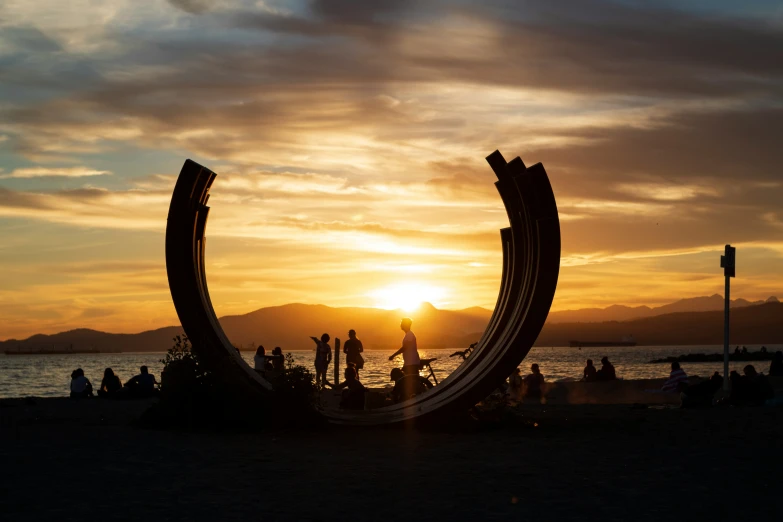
(523, 363, 545, 400)
(125, 366, 159, 398)
(681, 371, 723, 408)
(661, 362, 689, 392)
(70, 368, 93, 399)
(507, 367, 523, 401)
(326, 365, 366, 410)
(730, 365, 774, 405)
(595, 357, 617, 381)
(270, 347, 285, 372)
(389, 367, 431, 403)
(253, 345, 268, 373)
(583, 359, 597, 382)
(98, 367, 122, 398)
(769, 351, 783, 377)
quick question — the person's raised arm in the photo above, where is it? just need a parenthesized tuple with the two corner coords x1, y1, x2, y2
(310, 336, 319, 345)
(388, 347, 403, 361)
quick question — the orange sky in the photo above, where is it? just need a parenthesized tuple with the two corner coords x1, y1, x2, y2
(1, 0, 782, 339)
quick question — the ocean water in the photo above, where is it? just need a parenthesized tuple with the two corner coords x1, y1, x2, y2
(1, 344, 780, 399)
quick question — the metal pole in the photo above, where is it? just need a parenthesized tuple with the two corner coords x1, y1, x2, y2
(334, 338, 340, 386)
(723, 276, 730, 392)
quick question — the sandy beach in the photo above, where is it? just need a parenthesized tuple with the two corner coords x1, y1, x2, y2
(2, 379, 781, 522)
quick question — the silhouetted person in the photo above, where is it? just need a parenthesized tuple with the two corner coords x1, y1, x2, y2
(271, 346, 285, 372)
(343, 329, 364, 375)
(760, 346, 768, 354)
(661, 361, 689, 392)
(125, 366, 158, 398)
(595, 356, 617, 381)
(734, 346, 741, 356)
(70, 368, 93, 399)
(98, 368, 122, 398)
(389, 367, 430, 403)
(583, 359, 597, 382)
(743, 365, 774, 404)
(311, 334, 332, 387)
(326, 365, 366, 410)
(507, 367, 523, 401)
(523, 364, 545, 400)
(389, 317, 420, 376)
(729, 365, 773, 405)
(254, 345, 267, 372)
(741, 346, 749, 355)
(769, 351, 783, 377)
(681, 371, 723, 408)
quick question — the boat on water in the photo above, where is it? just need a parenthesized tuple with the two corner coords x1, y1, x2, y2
(569, 335, 636, 348)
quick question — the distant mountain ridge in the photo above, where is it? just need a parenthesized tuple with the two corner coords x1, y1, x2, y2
(547, 295, 780, 323)
(1, 296, 781, 353)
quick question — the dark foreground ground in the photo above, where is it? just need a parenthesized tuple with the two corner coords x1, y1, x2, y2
(1, 397, 781, 521)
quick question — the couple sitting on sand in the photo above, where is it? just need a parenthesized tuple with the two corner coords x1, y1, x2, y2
(253, 346, 284, 374)
(507, 364, 546, 402)
(583, 357, 617, 382)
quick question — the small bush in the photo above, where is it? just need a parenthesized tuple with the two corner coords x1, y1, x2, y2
(159, 335, 214, 401)
(140, 335, 322, 431)
(266, 353, 318, 410)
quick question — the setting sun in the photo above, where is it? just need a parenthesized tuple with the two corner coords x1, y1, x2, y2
(369, 283, 448, 311)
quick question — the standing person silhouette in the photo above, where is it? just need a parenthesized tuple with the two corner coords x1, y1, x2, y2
(343, 329, 364, 377)
(311, 333, 332, 387)
(388, 317, 420, 376)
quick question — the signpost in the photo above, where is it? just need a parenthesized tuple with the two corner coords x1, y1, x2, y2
(720, 245, 736, 391)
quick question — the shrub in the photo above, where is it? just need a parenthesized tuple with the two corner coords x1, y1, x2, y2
(159, 335, 213, 400)
(140, 335, 322, 431)
(265, 353, 318, 410)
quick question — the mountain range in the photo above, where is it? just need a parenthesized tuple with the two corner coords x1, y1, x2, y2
(546, 294, 780, 323)
(1, 295, 781, 353)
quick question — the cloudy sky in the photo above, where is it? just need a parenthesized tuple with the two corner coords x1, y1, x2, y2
(1, 0, 781, 339)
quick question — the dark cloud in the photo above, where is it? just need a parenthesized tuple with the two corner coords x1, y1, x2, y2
(167, 0, 216, 15)
(231, 0, 783, 97)
(0, 187, 49, 210)
(528, 108, 783, 188)
(311, 0, 417, 23)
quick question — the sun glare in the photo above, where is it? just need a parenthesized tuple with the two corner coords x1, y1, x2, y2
(369, 283, 447, 311)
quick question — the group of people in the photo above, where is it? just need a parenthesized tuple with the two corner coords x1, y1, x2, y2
(308, 328, 370, 386)
(69, 366, 159, 400)
(507, 364, 545, 402)
(583, 357, 617, 382)
(504, 351, 781, 406)
(253, 345, 285, 374)
(308, 318, 423, 409)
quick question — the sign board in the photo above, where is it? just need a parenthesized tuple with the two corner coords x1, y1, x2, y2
(720, 244, 736, 278)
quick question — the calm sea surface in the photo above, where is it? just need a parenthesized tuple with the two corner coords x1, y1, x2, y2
(1, 344, 780, 399)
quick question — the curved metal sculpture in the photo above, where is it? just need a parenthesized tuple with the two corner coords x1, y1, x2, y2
(166, 151, 560, 425)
